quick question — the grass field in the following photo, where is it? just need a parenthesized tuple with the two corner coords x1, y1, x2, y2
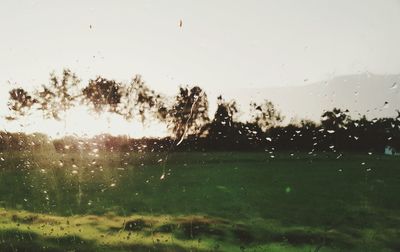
(0, 150, 399, 251)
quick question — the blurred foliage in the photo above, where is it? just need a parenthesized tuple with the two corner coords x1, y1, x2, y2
(250, 100, 284, 131)
(36, 69, 81, 120)
(82, 77, 122, 113)
(166, 86, 209, 141)
(5, 70, 400, 152)
(7, 88, 37, 120)
(118, 75, 166, 122)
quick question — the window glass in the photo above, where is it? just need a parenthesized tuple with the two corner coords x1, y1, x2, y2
(0, 1, 399, 251)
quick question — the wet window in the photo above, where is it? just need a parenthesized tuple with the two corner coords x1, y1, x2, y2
(0, 1, 399, 251)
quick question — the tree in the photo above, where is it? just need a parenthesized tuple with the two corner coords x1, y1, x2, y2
(299, 119, 317, 130)
(119, 75, 166, 123)
(250, 100, 284, 131)
(7, 69, 80, 123)
(35, 69, 81, 121)
(321, 108, 351, 130)
(166, 86, 209, 142)
(207, 96, 238, 141)
(82, 76, 122, 113)
(7, 88, 37, 120)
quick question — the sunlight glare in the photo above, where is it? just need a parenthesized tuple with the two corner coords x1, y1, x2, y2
(2, 105, 168, 138)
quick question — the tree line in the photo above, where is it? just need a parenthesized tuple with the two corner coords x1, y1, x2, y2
(3, 69, 400, 153)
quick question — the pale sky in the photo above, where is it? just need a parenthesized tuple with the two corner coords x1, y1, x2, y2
(1, 0, 400, 137)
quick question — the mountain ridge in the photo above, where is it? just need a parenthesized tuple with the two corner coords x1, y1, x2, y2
(217, 73, 400, 121)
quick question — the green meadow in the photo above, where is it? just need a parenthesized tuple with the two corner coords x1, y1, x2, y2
(0, 151, 399, 251)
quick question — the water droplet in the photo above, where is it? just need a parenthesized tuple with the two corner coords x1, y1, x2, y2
(383, 101, 389, 109)
(391, 82, 398, 89)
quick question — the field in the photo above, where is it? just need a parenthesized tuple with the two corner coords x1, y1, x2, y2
(0, 150, 399, 251)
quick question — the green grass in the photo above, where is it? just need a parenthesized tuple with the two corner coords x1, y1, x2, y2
(0, 150, 399, 251)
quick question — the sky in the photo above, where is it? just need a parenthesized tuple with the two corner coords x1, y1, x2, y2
(1, 0, 400, 137)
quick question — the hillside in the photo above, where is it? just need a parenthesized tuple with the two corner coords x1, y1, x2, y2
(220, 73, 400, 121)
